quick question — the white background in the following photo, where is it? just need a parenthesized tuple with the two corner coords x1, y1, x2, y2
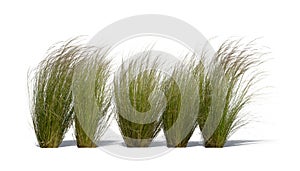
(0, 0, 299, 170)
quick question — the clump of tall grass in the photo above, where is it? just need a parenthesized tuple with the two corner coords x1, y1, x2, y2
(28, 39, 81, 148)
(72, 47, 112, 148)
(162, 60, 199, 147)
(195, 39, 265, 148)
(114, 54, 166, 147)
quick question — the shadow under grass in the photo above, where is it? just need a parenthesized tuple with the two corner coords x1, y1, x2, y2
(224, 140, 265, 147)
(60, 140, 77, 147)
(59, 140, 122, 147)
(187, 140, 265, 147)
(119, 140, 167, 148)
(187, 141, 201, 147)
(99, 140, 121, 146)
(46, 139, 266, 148)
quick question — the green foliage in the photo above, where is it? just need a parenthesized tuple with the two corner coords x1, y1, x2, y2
(73, 48, 112, 148)
(114, 55, 165, 147)
(195, 39, 265, 147)
(29, 39, 81, 148)
(162, 62, 199, 147)
(29, 37, 265, 149)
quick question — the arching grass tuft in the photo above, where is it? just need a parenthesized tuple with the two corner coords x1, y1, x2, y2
(114, 54, 166, 147)
(195, 39, 266, 148)
(73, 47, 112, 148)
(29, 38, 81, 148)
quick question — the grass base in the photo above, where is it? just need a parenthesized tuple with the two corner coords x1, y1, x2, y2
(166, 138, 190, 148)
(76, 138, 98, 148)
(38, 141, 61, 148)
(204, 139, 225, 148)
(77, 144, 97, 148)
(123, 138, 153, 147)
(204, 144, 224, 148)
(166, 143, 188, 148)
(75, 119, 98, 148)
(164, 126, 195, 148)
(39, 145, 59, 148)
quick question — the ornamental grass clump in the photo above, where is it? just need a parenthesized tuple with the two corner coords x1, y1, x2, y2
(196, 39, 265, 148)
(162, 61, 199, 147)
(73, 47, 112, 148)
(29, 39, 81, 148)
(114, 54, 166, 147)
